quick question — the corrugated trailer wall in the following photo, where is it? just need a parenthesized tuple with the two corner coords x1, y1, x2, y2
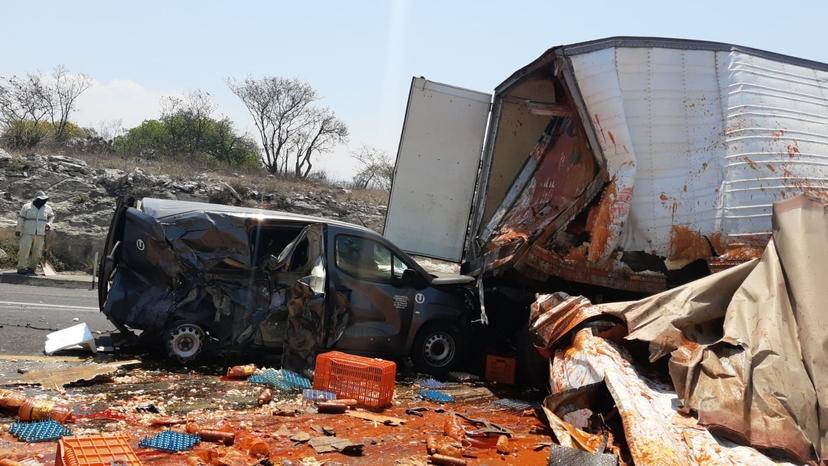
(470, 38, 828, 292)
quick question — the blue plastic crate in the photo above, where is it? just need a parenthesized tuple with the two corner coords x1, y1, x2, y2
(302, 389, 336, 401)
(415, 378, 445, 390)
(139, 430, 200, 452)
(249, 369, 311, 391)
(8, 419, 71, 442)
(418, 390, 455, 404)
(494, 398, 534, 411)
(282, 370, 311, 389)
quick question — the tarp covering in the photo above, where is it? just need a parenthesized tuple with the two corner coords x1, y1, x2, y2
(531, 195, 828, 463)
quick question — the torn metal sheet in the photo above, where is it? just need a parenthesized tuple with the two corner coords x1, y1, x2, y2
(546, 329, 795, 465)
(13, 360, 140, 391)
(530, 194, 828, 464)
(547, 445, 617, 466)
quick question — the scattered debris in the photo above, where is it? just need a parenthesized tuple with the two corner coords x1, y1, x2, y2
(17, 398, 73, 423)
(226, 364, 257, 379)
(427, 453, 466, 465)
(345, 411, 405, 426)
(14, 359, 140, 391)
(302, 389, 336, 401)
(135, 402, 160, 413)
(547, 445, 618, 466)
(257, 388, 272, 406)
(494, 398, 534, 411)
(316, 401, 347, 414)
(415, 378, 445, 390)
(290, 432, 311, 443)
(495, 435, 511, 454)
(307, 436, 363, 455)
(405, 406, 429, 417)
(446, 372, 478, 383)
(43, 323, 97, 355)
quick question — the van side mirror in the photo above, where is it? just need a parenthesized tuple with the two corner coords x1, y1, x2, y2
(399, 269, 425, 288)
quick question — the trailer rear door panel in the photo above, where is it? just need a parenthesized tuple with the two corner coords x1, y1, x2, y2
(383, 77, 490, 261)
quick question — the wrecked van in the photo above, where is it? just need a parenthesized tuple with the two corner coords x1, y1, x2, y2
(98, 198, 476, 374)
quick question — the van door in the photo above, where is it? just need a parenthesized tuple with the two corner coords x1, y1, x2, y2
(326, 226, 418, 356)
(277, 223, 330, 371)
(383, 77, 491, 262)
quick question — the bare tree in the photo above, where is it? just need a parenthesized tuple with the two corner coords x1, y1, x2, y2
(48, 65, 92, 140)
(227, 76, 347, 177)
(351, 145, 395, 190)
(293, 108, 348, 178)
(0, 73, 53, 147)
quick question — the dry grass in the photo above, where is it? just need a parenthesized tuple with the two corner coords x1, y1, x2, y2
(10, 148, 390, 205)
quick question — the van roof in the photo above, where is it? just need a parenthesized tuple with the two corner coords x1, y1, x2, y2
(140, 197, 377, 234)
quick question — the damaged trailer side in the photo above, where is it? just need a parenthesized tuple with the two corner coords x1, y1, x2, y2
(386, 37, 828, 295)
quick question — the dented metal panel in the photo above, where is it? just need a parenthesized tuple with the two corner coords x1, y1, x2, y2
(566, 43, 828, 261)
(466, 37, 828, 291)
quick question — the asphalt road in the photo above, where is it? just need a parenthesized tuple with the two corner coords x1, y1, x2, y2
(0, 283, 113, 355)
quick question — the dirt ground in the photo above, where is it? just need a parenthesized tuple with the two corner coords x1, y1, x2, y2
(0, 358, 552, 465)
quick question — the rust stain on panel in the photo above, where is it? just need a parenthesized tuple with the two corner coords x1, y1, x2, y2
(787, 142, 800, 157)
(669, 226, 713, 261)
(490, 101, 597, 252)
(586, 181, 616, 263)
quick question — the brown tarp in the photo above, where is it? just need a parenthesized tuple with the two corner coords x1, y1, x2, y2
(531, 195, 828, 463)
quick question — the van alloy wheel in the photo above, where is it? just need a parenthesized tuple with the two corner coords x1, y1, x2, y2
(167, 323, 205, 362)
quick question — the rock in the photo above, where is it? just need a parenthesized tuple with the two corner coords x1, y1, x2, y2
(0, 149, 11, 166)
(0, 151, 389, 271)
(0, 248, 8, 262)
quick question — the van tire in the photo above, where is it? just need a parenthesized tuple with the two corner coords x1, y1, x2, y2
(165, 322, 206, 364)
(412, 322, 464, 376)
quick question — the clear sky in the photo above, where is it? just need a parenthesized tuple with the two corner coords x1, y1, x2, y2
(1, 0, 825, 180)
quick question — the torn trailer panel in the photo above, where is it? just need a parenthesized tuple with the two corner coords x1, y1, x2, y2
(385, 37, 828, 294)
(98, 198, 475, 374)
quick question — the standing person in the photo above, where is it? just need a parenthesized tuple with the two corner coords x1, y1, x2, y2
(15, 191, 54, 275)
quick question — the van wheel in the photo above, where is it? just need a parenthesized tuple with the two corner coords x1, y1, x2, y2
(412, 323, 463, 376)
(165, 322, 205, 363)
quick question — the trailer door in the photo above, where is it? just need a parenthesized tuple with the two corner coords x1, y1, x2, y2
(383, 77, 491, 262)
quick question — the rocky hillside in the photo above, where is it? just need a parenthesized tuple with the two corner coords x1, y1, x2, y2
(0, 149, 388, 271)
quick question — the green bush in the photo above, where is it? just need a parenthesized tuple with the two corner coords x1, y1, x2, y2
(113, 116, 261, 170)
(0, 120, 90, 149)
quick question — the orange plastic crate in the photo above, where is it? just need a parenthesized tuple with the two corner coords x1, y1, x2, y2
(57, 434, 142, 466)
(485, 354, 516, 385)
(313, 351, 396, 409)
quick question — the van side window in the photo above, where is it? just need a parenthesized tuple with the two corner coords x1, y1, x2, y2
(336, 235, 409, 283)
(289, 238, 310, 272)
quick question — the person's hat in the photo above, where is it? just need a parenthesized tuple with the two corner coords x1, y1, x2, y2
(34, 191, 48, 200)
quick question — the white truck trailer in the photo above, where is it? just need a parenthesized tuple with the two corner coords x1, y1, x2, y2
(386, 37, 828, 295)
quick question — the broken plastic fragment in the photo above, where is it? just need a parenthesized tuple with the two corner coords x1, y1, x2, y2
(44, 323, 97, 355)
